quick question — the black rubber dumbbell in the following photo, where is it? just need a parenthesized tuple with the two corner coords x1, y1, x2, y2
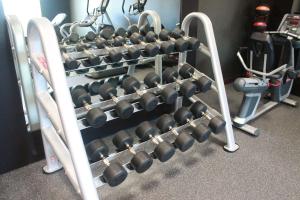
(68, 32, 80, 44)
(144, 72, 178, 104)
(156, 114, 194, 152)
(99, 82, 134, 119)
(84, 81, 104, 96)
(144, 31, 175, 54)
(127, 25, 140, 37)
(179, 63, 212, 93)
(76, 42, 102, 66)
(130, 33, 160, 57)
(85, 139, 128, 187)
(84, 31, 97, 42)
(62, 51, 80, 70)
(158, 29, 189, 52)
(122, 76, 159, 112)
(111, 36, 141, 60)
(168, 28, 200, 51)
(162, 67, 197, 98)
(174, 107, 211, 143)
(71, 86, 107, 128)
(190, 101, 226, 134)
(95, 38, 123, 63)
(136, 121, 175, 162)
(113, 130, 153, 173)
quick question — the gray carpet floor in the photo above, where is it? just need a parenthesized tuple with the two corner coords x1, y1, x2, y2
(1, 84, 300, 200)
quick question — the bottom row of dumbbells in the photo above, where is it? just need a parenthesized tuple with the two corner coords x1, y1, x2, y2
(85, 102, 226, 187)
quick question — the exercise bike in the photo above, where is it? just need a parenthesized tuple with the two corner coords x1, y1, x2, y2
(233, 14, 300, 136)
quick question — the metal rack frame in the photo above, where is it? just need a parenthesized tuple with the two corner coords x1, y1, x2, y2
(27, 12, 239, 200)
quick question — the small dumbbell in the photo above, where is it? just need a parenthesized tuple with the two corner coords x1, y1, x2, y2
(85, 81, 104, 96)
(174, 107, 211, 142)
(85, 139, 128, 187)
(112, 36, 141, 60)
(84, 31, 97, 42)
(114, 27, 127, 37)
(130, 33, 160, 57)
(144, 72, 178, 104)
(122, 76, 158, 112)
(158, 29, 189, 52)
(99, 82, 134, 119)
(136, 121, 175, 162)
(95, 39, 123, 63)
(179, 63, 212, 92)
(168, 28, 200, 51)
(68, 32, 80, 43)
(156, 114, 194, 152)
(162, 67, 197, 98)
(127, 24, 140, 37)
(144, 31, 175, 54)
(190, 101, 226, 134)
(113, 130, 153, 173)
(71, 86, 107, 128)
(76, 42, 102, 66)
(62, 51, 80, 70)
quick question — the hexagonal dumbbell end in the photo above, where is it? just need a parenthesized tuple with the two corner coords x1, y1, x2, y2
(192, 124, 211, 143)
(144, 43, 160, 57)
(174, 132, 195, 152)
(180, 81, 197, 98)
(160, 41, 175, 54)
(179, 63, 194, 79)
(115, 100, 134, 119)
(140, 93, 159, 112)
(131, 151, 153, 173)
(175, 38, 189, 52)
(190, 101, 207, 118)
(162, 67, 178, 83)
(195, 76, 212, 93)
(187, 37, 200, 50)
(161, 87, 178, 104)
(154, 141, 175, 162)
(209, 116, 226, 134)
(103, 162, 128, 187)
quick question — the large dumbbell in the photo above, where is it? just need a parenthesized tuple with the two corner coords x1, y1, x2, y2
(71, 86, 107, 128)
(99, 82, 134, 119)
(144, 72, 178, 104)
(94, 39, 123, 63)
(162, 67, 197, 98)
(130, 33, 160, 57)
(62, 51, 80, 70)
(144, 31, 175, 54)
(85, 139, 127, 187)
(113, 130, 153, 173)
(179, 63, 212, 93)
(122, 76, 158, 112)
(174, 107, 211, 142)
(158, 29, 189, 52)
(190, 102, 226, 134)
(156, 114, 194, 152)
(136, 121, 175, 162)
(112, 36, 141, 60)
(76, 42, 102, 66)
(167, 28, 200, 51)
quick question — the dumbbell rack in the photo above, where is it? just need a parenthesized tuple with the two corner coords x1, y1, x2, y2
(27, 12, 239, 200)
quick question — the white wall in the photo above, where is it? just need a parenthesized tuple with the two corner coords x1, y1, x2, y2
(70, 0, 180, 35)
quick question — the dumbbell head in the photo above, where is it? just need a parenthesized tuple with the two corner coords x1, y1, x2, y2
(64, 59, 80, 70)
(156, 114, 176, 133)
(174, 107, 193, 125)
(115, 100, 134, 119)
(95, 37, 108, 49)
(192, 124, 211, 143)
(113, 130, 133, 150)
(140, 24, 151, 36)
(162, 67, 178, 83)
(187, 37, 200, 50)
(71, 85, 91, 107)
(76, 43, 87, 52)
(170, 28, 185, 39)
(86, 108, 107, 128)
(190, 101, 207, 118)
(154, 141, 175, 162)
(136, 121, 156, 141)
(99, 82, 117, 100)
(140, 93, 159, 112)
(87, 54, 102, 66)
(159, 29, 170, 41)
(130, 32, 142, 44)
(175, 38, 189, 52)
(161, 87, 178, 104)
(196, 76, 212, 93)
(145, 31, 157, 43)
(103, 162, 128, 187)
(100, 28, 114, 40)
(144, 44, 160, 57)
(144, 72, 160, 88)
(179, 63, 194, 79)
(127, 25, 139, 37)
(130, 151, 153, 173)
(209, 116, 226, 134)
(85, 139, 108, 162)
(126, 46, 141, 59)
(115, 27, 127, 37)
(180, 81, 196, 97)
(113, 36, 126, 47)
(107, 49, 123, 63)
(68, 32, 80, 43)
(85, 31, 97, 41)
(86, 81, 102, 95)
(122, 76, 140, 94)
(160, 41, 175, 54)
(174, 132, 195, 152)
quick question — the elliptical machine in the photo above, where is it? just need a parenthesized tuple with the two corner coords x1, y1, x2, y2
(233, 9, 300, 136)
